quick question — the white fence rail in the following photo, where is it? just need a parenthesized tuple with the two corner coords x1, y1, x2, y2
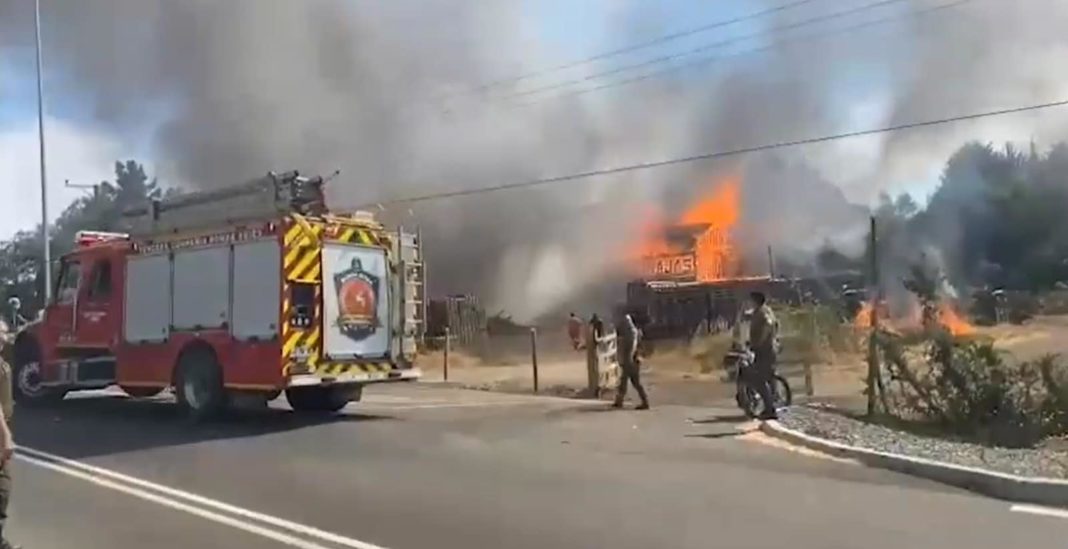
(585, 326, 619, 397)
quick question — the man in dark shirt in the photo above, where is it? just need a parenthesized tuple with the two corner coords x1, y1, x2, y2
(612, 313, 649, 410)
(747, 291, 779, 420)
(589, 314, 604, 340)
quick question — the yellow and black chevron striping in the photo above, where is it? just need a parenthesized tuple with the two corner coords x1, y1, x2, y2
(314, 362, 393, 377)
(280, 215, 395, 377)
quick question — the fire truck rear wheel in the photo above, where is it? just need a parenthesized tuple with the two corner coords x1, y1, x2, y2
(175, 346, 227, 421)
(285, 385, 359, 413)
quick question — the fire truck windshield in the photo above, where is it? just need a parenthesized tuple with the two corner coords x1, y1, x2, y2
(55, 261, 81, 305)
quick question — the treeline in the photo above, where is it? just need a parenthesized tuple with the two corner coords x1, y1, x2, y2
(819, 141, 1068, 292)
(0, 160, 162, 316)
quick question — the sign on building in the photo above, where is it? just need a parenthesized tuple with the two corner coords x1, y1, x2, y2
(644, 253, 696, 280)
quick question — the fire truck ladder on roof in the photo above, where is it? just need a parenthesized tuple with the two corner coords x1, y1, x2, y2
(122, 170, 330, 236)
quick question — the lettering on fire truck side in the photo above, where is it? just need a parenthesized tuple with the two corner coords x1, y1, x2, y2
(134, 227, 268, 255)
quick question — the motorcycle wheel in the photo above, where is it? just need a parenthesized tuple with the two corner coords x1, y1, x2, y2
(773, 375, 793, 408)
(738, 383, 762, 419)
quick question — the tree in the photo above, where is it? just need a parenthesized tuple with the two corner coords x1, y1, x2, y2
(904, 141, 1068, 291)
(823, 139, 1068, 295)
(0, 160, 161, 316)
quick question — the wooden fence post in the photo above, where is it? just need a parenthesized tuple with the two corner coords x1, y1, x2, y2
(443, 326, 450, 382)
(530, 327, 539, 393)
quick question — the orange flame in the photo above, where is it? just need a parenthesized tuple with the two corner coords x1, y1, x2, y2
(630, 174, 742, 282)
(680, 174, 741, 227)
(854, 302, 873, 329)
(628, 206, 681, 260)
(852, 299, 974, 337)
(938, 303, 975, 336)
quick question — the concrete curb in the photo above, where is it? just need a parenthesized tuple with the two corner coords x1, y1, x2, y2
(760, 419, 1068, 507)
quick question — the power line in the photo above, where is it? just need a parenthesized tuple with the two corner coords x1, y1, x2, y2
(437, 0, 822, 100)
(489, 0, 913, 104)
(512, 0, 974, 108)
(362, 98, 1068, 208)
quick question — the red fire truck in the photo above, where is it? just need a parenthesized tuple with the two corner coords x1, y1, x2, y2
(9, 171, 424, 418)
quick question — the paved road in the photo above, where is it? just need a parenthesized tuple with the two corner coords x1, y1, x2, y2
(7, 384, 1067, 548)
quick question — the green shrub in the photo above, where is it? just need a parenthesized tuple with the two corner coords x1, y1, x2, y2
(878, 332, 1068, 447)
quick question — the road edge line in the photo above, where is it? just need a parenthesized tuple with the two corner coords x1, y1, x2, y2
(1010, 504, 1068, 519)
(759, 419, 1068, 507)
(15, 453, 335, 549)
(16, 445, 389, 549)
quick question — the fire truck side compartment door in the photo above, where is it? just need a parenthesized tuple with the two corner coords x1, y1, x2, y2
(172, 246, 230, 331)
(231, 240, 280, 340)
(124, 254, 171, 343)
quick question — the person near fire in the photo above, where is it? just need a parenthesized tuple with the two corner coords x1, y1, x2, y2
(589, 314, 605, 340)
(613, 312, 650, 410)
(567, 313, 583, 350)
(747, 291, 780, 420)
(0, 329, 19, 549)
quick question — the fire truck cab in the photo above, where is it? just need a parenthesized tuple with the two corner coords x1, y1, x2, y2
(11, 171, 424, 419)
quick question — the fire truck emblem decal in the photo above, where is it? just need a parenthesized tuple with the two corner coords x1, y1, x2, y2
(332, 257, 380, 342)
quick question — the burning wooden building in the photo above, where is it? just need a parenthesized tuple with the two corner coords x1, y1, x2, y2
(623, 174, 795, 339)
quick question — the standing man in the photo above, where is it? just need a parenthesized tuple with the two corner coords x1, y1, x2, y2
(613, 313, 650, 410)
(589, 313, 604, 340)
(567, 313, 583, 350)
(0, 332, 18, 549)
(747, 291, 780, 420)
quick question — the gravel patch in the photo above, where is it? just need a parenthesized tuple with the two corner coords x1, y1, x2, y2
(778, 406, 1068, 479)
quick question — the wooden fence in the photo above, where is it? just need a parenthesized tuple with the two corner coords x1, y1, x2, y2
(426, 295, 486, 349)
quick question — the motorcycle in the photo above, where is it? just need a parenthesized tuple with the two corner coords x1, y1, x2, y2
(722, 343, 792, 418)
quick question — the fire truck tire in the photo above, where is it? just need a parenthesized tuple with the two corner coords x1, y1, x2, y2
(175, 347, 227, 421)
(11, 339, 67, 405)
(285, 385, 359, 413)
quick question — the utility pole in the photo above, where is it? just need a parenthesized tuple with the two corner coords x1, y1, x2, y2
(34, 0, 51, 301)
(866, 216, 880, 416)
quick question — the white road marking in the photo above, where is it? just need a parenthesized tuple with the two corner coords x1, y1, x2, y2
(16, 446, 389, 549)
(1010, 504, 1068, 519)
(18, 453, 334, 549)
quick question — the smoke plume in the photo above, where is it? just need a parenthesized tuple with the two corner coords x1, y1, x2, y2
(2, 0, 1067, 320)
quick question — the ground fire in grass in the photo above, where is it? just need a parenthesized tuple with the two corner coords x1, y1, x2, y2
(854, 302, 874, 329)
(630, 174, 742, 282)
(938, 303, 976, 336)
(852, 299, 975, 336)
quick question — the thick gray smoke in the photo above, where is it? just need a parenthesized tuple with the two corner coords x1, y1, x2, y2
(863, 0, 1068, 196)
(2, 0, 1067, 320)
